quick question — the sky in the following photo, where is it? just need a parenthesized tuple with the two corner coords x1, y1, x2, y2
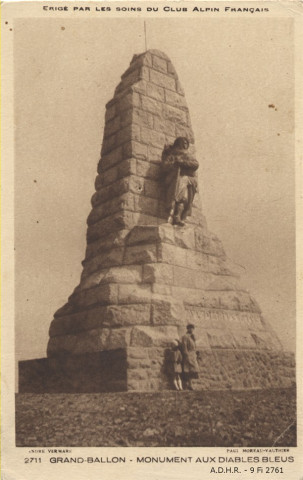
(14, 16, 295, 365)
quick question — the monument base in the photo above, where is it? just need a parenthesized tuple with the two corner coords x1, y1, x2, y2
(18, 350, 127, 393)
(19, 348, 295, 393)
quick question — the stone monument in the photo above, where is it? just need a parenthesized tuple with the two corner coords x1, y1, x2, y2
(19, 50, 295, 392)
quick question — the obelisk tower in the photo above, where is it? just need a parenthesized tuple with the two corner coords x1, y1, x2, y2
(19, 50, 295, 393)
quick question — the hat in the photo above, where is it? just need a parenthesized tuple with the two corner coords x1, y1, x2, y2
(171, 339, 179, 347)
(186, 324, 195, 330)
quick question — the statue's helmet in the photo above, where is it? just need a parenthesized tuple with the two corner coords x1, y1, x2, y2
(173, 137, 189, 150)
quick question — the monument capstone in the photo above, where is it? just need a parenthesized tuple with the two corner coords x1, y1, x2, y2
(19, 50, 295, 392)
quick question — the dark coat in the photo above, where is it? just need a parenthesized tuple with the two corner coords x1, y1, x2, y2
(181, 333, 199, 374)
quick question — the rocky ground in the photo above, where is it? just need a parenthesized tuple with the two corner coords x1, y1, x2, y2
(16, 387, 296, 447)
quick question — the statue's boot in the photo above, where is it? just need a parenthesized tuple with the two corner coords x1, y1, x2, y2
(174, 203, 185, 226)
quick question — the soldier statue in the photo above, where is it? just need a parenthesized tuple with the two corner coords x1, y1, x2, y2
(161, 137, 199, 226)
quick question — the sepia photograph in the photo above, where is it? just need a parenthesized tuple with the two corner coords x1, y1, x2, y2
(1, 3, 302, 478)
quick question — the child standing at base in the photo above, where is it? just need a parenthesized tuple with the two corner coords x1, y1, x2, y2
(171, 340, 183, 390)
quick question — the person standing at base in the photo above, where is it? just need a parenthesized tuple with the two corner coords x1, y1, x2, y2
(181, 324, 199, 390)
(170, 340, 183, 390)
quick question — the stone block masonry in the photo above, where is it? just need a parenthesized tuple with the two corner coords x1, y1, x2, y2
(19, 50, 295, 393)
(19, 347, 295, 393)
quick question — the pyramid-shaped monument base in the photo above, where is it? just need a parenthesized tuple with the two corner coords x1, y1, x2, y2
(20, 225, 295, 393)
